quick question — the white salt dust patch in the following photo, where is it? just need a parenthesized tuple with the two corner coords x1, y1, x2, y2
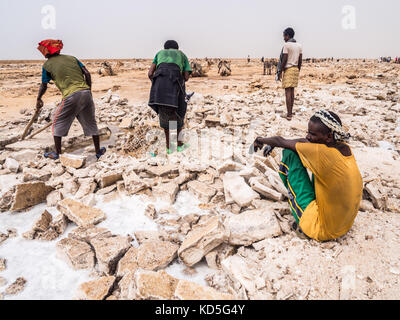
(0, 190, 214, 299)
(0, 174, 21, 197)
(0, 204, 92, 300)
(378, 141, 395, 151)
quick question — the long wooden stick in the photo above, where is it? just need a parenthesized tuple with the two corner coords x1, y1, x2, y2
(21, 109, 41, 140)
(26, 122, 52, 140)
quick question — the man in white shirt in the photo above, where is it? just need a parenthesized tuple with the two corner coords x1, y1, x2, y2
(277, 28, 302, 121)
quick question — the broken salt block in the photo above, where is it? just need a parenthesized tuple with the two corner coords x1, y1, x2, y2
(174, 279, 235, 300)
(223, 172, 260, 207)
(46, 190, 64, 207)
(11, 182, 54, 212)
(178, 216, 228, 267)
(60, 154, 86, 169)
(135, 269, 179, 300)
(56, 238, 95, 270)
(76, 276, 116, 300)
(224, 208, 282, 246)
(119, 117, 134, 129)
(364, 181, 387, 210)
(90, 236, 132, 275)
(4, 277, 27, 296)
(249, 177, 282, 201)
(152, 182, 179, 204)
(187, 180, 217, 202)
(0, 258, 6, 271)
(4, 158, 19, 173)
(57, 198, 106, 226)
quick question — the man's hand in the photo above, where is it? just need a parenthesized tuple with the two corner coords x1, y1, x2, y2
(36, 99, 44, 110)
(253, 137, 264, 152)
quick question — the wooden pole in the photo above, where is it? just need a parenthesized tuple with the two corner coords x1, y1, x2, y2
(20, 109, 41, 141)
(26, 122, 52, 140)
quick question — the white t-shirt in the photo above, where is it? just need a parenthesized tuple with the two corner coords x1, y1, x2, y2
(283, 42, 303, 69)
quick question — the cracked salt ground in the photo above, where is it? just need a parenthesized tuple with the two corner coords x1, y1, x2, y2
(0, 191, 213, 299)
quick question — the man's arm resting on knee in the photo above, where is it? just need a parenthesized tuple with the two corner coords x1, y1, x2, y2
(255, 136, 309, 153)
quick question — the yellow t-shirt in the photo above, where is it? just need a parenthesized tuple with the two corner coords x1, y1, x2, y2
(296, 143, 363, 241)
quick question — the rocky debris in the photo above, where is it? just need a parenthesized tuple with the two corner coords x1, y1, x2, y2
(223, 172, 260, 207)
(144, 204, 157, 220)
(74, 178, 97, 199)
(364, 181, 387, 210)
(56, 238, 95, 270)
(225, 208, 282, 246)
(135, 269, 179, 300)
(123, 171, 148, 195)
(4, 158, 19, 173)
(8, 182, 54, 212)
(46, 190, 64, 207)
(146, 164, 179, 177)
(249, 177, 282, 201)
(134, 230, 161, 244)
(22, 210, 63, 241)
(22, 167, 51, 182)
(4, 277, 27, 296)
(57, 199, 106, 226)
(152, 182, 179, 204)
(118, 271, 137, 300)
(68, 225, 112, 243)
(0, 258, 6, 271)
(76, 276, 116, 300)
(97, 171, 123, 188)
(60, 154, 86, 169)
(117, 240, 178, 277)
(91, 236, 132, 275)
(187, 180, 217, 202)
(175, 279, 235, 300)
(0, 233, 8, 246)
(205, 243, 236, 270)
(178, 216, 228, 267)
(0, 276, 7, 287)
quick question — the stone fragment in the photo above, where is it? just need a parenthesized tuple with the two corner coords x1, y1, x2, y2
(359, 199, 375, 212)
(46, 190, 64, 207)
(50, 214, 69, 235)
(116, 247, 139, 278)
(365, 181, 387, 210)
(118, 271, 137, 300)
(134, 230, 161, 244)
(74, 178, 97, 199)
(175, 279, 235, 300)
(11, 182, 54, 212)
(4, 158, 19, 173)
(119, 117, 134, 129)
(136, 240, 179, 271)
(68, 225, 112, 243)
(56, 238, 95, 270)
(76, 276, 115, 300)
(33, 210, 53, 232)
(205, 243, 236, 270)
(221, 255, 257, 295)
(178, 216, 228, 267)
(57, 199, 106, 226)
(0, 258, 6, 271)
(146, 164, 179, 177)
(217, 160, 244, 174)
(223, 172, 260, 207)
(4, 277, 27, 296)
(144, 204, 157, 220)
(225, 208, 282, 246)
(152, 182, 179, 204)
(98, 171, 123, 188)
(22, 167, 51, 182)
(60, 154, 86, 169)
(135, 270, 179, 300)
(0, 276, 7, 287)
(187, 180, 217, 202)
(249, 177, 282, 201)
(123, 172, 147, 195)
(91, 236, 132, 275)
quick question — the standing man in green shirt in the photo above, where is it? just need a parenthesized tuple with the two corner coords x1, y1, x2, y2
(36, 39, 106, 160)
(148, 40, 192, 155)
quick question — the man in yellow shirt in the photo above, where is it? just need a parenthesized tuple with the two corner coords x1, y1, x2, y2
(253, 110, 363, 241)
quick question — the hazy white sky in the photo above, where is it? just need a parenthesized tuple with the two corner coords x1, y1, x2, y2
(0, 0, 399, 60)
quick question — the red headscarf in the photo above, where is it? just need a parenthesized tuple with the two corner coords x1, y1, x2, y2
(37, 39, 63, 57)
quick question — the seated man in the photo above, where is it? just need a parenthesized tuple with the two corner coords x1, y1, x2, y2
(253, 110, 363, 241)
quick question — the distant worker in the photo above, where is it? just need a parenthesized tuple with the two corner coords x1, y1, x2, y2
(263, 59, 273, 75)
(276, 27, 303, 121)
(148, 40, 192, 155)
(253, 110, 362, 241)
(248, 55, 251, 63)
(36, 39, 105, 160)
(261, 56, 264, 63)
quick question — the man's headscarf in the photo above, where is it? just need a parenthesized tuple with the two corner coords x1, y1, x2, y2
(313, 110, 351, 142)
(37, 39, 63, 57)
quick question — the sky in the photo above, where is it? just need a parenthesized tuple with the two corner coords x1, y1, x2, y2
(0, 0, 399, 60)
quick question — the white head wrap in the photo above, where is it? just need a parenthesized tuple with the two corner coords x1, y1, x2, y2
(313, 110, 351, 142)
